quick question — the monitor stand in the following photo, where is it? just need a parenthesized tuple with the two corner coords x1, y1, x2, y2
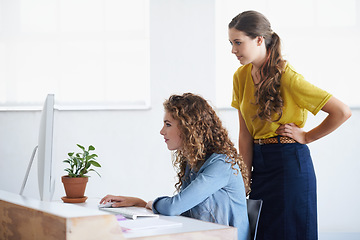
(19, 146, 38, 195)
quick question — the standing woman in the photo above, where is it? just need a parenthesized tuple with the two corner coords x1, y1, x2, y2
(229, 10, 351, 240)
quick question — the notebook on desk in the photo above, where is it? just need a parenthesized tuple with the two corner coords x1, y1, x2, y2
(118, 217, 183, 232)
(99, 206, 182, 232)
(99, 206, 159, 220)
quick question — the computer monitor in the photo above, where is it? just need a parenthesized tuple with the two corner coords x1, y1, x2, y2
(20, 94, 55, 201)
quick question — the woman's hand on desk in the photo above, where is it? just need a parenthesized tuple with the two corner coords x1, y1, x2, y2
(100, 195, 147, 208)
(145, 200, 153, 210)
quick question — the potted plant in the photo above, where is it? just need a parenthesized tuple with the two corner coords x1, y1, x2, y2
(61, 144, 101, 203)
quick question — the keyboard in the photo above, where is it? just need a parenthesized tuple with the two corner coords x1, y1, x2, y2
(99, 206, 159, 220)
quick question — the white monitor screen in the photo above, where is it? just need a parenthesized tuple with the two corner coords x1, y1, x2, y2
(37, 94, 55, 201)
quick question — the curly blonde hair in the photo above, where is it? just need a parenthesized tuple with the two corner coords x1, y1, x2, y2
(163, 93, 249, 192)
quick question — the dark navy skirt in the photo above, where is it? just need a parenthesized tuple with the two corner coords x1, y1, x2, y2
(250, 141, 317, 240)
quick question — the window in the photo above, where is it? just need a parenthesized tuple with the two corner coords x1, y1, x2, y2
(0, 0, 150, 110)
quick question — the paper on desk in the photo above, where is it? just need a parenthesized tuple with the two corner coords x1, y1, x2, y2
(118, 218, 182, 232)
(115, 214, 127, 221)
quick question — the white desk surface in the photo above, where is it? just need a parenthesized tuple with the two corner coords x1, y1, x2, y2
(0, 190, 106, 218)
(74, 197, 236, 239)
(0, 190, 236, 239)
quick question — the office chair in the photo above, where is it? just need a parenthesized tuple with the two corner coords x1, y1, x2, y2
(246, 199, 263, 240)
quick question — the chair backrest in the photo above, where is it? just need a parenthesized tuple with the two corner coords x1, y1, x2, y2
(246, 199, 263, 240)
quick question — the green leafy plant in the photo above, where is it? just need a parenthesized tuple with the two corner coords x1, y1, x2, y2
(63, 144, 101, 178)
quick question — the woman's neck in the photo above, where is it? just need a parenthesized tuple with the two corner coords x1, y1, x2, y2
(251, 49, 268, 85)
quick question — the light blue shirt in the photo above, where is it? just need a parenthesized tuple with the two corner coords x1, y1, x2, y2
(152, 153, 250, 240)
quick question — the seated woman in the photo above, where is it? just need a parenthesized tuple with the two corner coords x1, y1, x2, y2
(100, 93, 250, 240)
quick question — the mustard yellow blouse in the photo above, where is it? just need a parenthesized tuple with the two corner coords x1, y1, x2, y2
(231, 63, 332, 139)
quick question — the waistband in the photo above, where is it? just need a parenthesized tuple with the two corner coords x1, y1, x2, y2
(254, 136, 296, 145)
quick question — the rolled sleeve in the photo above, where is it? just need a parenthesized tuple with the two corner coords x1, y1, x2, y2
(152, 159, 233, 216)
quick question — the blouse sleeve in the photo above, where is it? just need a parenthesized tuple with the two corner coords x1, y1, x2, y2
(285, 72, 332, 115)
(231, 71, 241, 110)
(152, 159, 233, 216)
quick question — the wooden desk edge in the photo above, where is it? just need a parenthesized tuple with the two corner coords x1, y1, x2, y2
(0, 198, 124, 240)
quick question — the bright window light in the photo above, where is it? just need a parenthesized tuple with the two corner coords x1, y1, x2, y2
(0, 0, 150, 110)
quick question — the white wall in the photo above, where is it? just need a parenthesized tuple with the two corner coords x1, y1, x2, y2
(0, 0, 359, 236)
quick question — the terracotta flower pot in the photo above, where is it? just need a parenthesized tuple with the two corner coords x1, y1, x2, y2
(61, 176, 88, 198)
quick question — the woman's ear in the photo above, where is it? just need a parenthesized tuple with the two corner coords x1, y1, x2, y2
(257, 36, 264, 46)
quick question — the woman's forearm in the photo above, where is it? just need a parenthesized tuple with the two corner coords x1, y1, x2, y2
(238, 110, 253, 194)
(306, 97, 351, 144)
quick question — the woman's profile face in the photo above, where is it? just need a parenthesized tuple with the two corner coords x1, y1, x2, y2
(228, 28, 263, 66)
(160, 111, 183, 151)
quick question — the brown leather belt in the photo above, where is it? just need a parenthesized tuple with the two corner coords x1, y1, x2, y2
(254, 136, 296, 145)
